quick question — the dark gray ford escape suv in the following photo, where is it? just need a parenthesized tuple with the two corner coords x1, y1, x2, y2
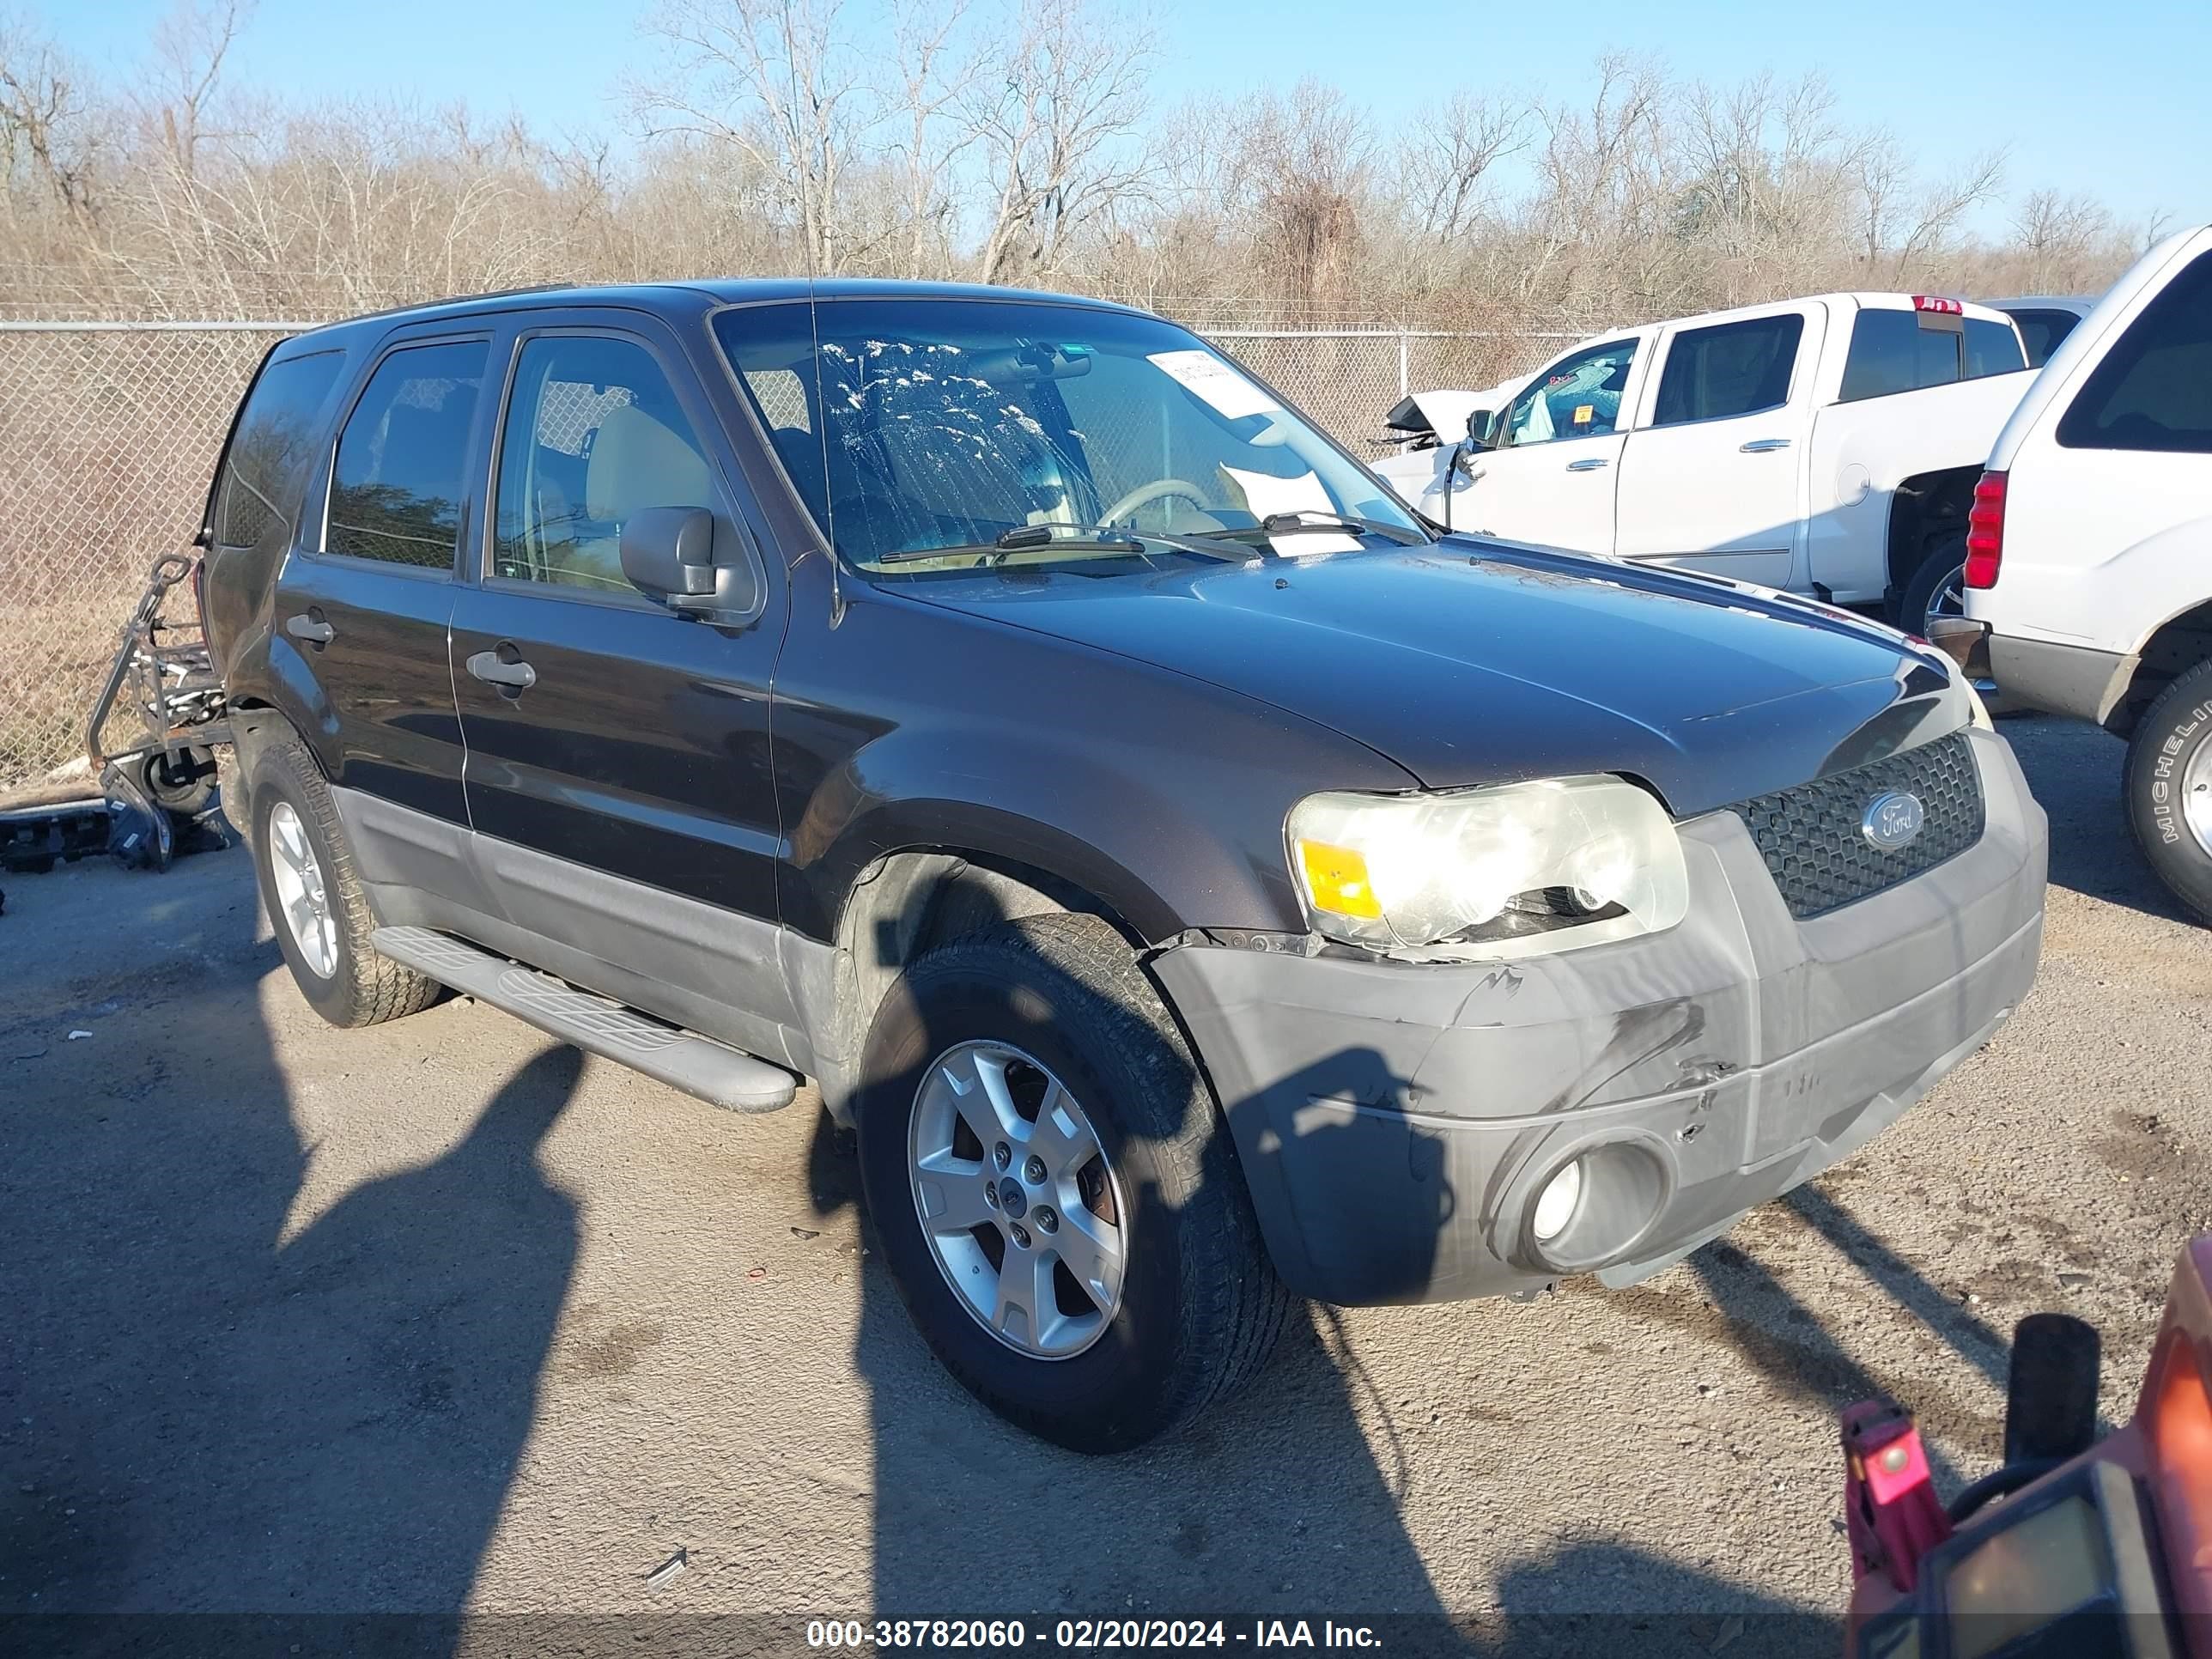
(199, 279, 2048, 1451)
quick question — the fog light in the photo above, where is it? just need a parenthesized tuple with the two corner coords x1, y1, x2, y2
(1532, 1160, 1583, 1243)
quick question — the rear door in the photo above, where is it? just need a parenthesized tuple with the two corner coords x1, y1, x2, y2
(272, 331, 489, 831)
(447, 311, 795, 1048)
(1991, 246, 2212, 656)
(1461, 334, 1645, 553)
(1613, 302, 1821, 589)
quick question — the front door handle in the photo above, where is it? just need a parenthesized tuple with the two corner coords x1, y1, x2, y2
(1739, 437, 1792, 453)
(1565, 457, 1610, 472)
(466, 647, 537, 694)
(284, 611, 334, 645)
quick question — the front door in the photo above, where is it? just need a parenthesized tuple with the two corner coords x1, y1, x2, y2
(271, 332, 490, 832)
(1461, 335, 1643, 554)
(1613, 305, 1820, 589)
(447, 318, 793, 1048)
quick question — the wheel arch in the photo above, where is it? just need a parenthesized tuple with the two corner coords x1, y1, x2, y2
(2109, 599, 2212, 736)
(1885, 464, 1982, 605)
(803, 841, 1158, 1124)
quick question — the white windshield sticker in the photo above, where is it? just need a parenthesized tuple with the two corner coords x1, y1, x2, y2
(1147, 349, 1279, 420)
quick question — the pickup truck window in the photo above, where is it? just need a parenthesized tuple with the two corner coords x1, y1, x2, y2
(213, 349, 344, 552)
(2008, 308, 2082, 368)
(713, 299, 1418, 572)
(325, 340, 489, 570)
(2056, 251, 2212, 455)
(493, 333, 721, 593)
(1839, 309, 2026, 402)
(1651, 314, 1802, 427)
(1500, 338, 1638, 446)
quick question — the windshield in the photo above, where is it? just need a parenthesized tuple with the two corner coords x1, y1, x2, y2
(712, 298, 1422, 574)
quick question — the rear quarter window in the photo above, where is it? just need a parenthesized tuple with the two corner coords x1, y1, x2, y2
(2057, 251, 2212, 454)
(211, 349, 345, 550)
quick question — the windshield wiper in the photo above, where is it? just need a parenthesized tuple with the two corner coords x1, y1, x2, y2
(1258, 510, 1425, 544)
(872, 523, 1241, 566)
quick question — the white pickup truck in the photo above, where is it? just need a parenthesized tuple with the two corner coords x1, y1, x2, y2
(1384, 294, 2033, 632)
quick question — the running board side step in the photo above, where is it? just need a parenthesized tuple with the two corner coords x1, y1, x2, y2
(372, 926, 798, 1114)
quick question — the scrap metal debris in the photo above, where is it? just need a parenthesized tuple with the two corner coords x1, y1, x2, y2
(646, 1548, 688, 1589)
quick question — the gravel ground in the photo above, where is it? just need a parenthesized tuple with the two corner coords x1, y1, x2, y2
(2, 715, 2206, 1655)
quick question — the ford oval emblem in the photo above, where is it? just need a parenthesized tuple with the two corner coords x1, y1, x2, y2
(1862, 791, 1925, 851)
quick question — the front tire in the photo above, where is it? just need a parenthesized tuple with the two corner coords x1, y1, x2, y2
(2125, 660, 2212, 925)
(247, 735, 442, 1027)
(854, 914, 1293, 1452)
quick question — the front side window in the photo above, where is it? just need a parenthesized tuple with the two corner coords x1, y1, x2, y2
(2057, 252, 2212, 454)
(1500, 339, 1638, 447)
(494, 334, 721, 592)
(214, 349, 345, 551)
(713, 299, 1419, 574)
(1651, 314, 1803, 427)
(325, 340, 488, 568)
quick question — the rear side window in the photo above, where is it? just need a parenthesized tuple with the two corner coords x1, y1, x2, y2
(1839, 309, 2025, 401)
(2009, 308, 2082, 368)
(212, 349, 344, 550)
(2057, 252, 2212, 454)
(1651, 314, 1803, 426)
(325, 340, 489, 568)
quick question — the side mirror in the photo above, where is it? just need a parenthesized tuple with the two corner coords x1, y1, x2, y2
(621, 507, 716, 602)
(1466, 408, 1498, 450)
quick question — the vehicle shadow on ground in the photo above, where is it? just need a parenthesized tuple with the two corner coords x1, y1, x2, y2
(2003, 715, 2196, 924)
(0, 849, 581, 1644)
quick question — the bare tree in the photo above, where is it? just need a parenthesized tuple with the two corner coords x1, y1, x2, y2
(140, 0, 248, 180)
(1406, 91, 1528, 244)
(634, 0, 876, 273)
(968, 0, 1153, 284)
(0, 8, 98, 216)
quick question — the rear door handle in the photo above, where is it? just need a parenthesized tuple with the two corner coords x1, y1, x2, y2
(466, 648, 537, 693)
(284, 611, 334, 645)
(1739, 437, 1791, 453)
(1565, 457, 1610, 472)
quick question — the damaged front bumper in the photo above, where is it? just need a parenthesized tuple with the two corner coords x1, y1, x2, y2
(1149, 727, 2048, 1305)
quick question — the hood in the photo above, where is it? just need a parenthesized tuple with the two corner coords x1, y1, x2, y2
(896, 540, 1970, 817)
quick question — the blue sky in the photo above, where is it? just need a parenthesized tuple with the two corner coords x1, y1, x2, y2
(45, 0, 2211, 232)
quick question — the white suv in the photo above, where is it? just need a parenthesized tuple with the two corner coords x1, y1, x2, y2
(1964, 225, 2212, 920)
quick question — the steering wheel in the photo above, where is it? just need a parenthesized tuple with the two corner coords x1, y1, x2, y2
(1100, 477, 1210, 528)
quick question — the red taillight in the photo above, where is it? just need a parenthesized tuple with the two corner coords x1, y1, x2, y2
(1964, 471, 2007, 589)
(1911, 295, 1965, 315)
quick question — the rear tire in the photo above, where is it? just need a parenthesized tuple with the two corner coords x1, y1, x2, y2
(247, 734, 442, 1027)
(2124, 660, 2212, 925)
(1896, 532, 1968, 640)
(854, 914, 1293, 1452)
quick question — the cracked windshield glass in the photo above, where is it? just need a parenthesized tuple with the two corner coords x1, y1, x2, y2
(713, 298, 1423, 575)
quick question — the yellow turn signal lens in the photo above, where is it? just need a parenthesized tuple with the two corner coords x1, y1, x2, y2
(1297, 838, 1382, 920)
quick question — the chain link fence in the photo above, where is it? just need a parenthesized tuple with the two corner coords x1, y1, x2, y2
(0, 319, 1569, 796)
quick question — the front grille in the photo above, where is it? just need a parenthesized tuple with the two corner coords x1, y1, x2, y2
(1727, 732, 1985, 920)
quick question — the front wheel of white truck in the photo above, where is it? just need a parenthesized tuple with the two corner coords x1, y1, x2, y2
(2125, 659, 2212, 925)
(853, 914, 1294, 1452)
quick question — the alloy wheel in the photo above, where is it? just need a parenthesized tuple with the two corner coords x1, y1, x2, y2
(907, 1039, 1128, 1359)
(266, 799, 337, 979)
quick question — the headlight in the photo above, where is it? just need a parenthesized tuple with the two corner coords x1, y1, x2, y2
(1288, 775, 1688, 957)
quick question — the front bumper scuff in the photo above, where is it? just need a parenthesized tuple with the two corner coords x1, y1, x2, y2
(1150, 727, 2048, 1306)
